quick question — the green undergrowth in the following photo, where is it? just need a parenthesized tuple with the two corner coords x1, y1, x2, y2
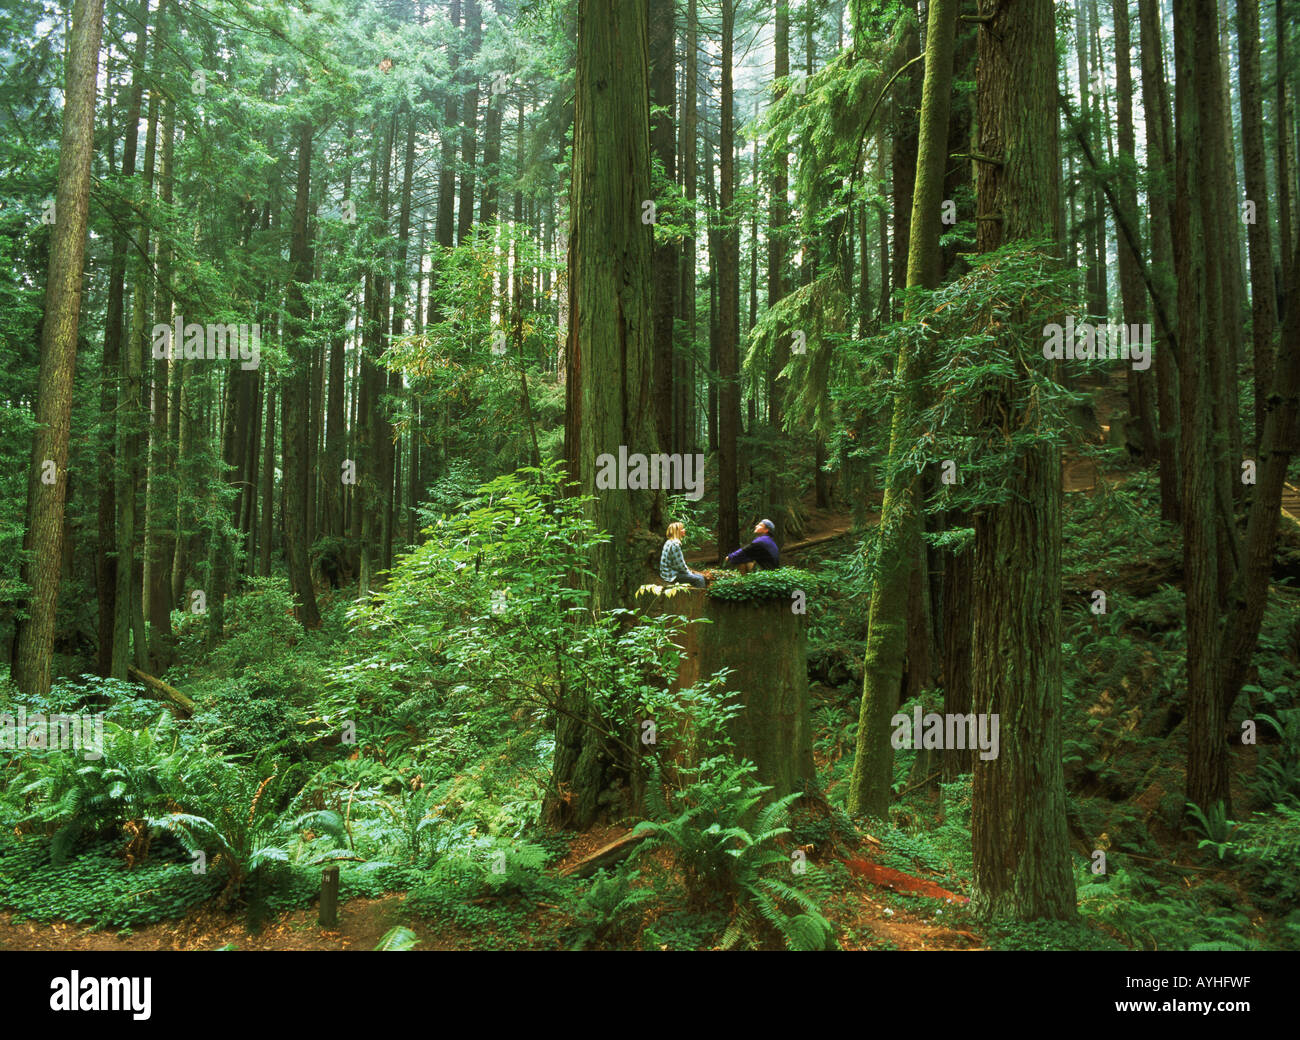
(706, 566, 821, 603)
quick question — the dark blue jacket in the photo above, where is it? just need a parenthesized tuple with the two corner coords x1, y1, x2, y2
(726, 534, 780, 570)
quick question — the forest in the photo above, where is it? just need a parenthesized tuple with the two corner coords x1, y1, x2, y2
(0, 0, 1297, 956)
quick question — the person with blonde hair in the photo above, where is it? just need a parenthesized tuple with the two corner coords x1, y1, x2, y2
(659, 521, 706, 588)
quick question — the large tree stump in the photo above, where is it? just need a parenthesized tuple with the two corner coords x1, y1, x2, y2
(643, 587, 816, 799)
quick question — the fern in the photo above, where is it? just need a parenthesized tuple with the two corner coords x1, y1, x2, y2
(375, 925, 420, 951)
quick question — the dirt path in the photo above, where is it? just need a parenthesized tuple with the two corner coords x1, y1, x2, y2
(683, 502, 857, 567)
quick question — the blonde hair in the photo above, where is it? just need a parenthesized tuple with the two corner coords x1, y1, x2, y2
(666, 522, 685, 541)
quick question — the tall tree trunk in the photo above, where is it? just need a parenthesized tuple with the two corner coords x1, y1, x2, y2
(767, 0, 790, 435)
(847, 0, 957, 820)
(282, 122, 322, 628)
(1211, 0, 1244, 493)
(11, 0, 105, 695)
(145, 69, 175, 668)
(1238, 0, 1279, 448)
(1112, 0, 1158, 460)
(1173, 0, 1230, 815)
(121, 31, 163, 674)
(1138, 0, 1181, 522)
(1279, 0, 1295, 305)
(96, 1, 148, 676)
(717, 0, 740, 559)
(480, 50, 502, 227)
(1075, 0, 1102, 320)
(456, 0, 482, 246)
(650, 0, 677, 453)
(431, 0, 461, 326)
(676, 0, 699, 455)
(549, 0, 659, 829)
(969, 0, 1076, 921)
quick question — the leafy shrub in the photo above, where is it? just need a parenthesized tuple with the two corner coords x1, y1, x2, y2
(11, 714, 192, 862)
(188, 680, 311, 758)
(1077, 860, 1254, 950)
(706, 566, 820, 604)
(0, 835, 221, 931)
(632, 756, 836, 950)
(148, 756, 344, 900)
(562, 866, 656, 950)
(1234, 802, 1300, 913)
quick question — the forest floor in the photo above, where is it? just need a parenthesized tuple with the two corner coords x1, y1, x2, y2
(0, 827, 984, 951)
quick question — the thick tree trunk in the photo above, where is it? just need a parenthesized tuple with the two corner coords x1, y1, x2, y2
(650, 591, 816, 800)
(1173, 0, 1230, 815)
(650, 0, 677, 453)
(1112, 0, 1158, 462)
(1279, 0, 1295, 303)
(676, 0, 699, 456)
(969, 0, 1076, 921)
(10, 0, 105, 696)
(549, 0, 660, 830)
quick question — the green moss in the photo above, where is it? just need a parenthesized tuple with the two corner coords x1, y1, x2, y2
(706, 566, 820, 603)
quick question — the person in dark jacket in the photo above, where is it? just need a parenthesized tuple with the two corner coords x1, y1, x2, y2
(724, 519, 780, 573)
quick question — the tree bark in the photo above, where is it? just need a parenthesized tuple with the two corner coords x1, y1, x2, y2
(282, 122, 322, 629)
(456, 0, 482, 246)
(11, 0, 105, 695)
(1172, 0, 1230, 815)
(1112, 0, 1158, 461)
(848, 0, 956, 820)
(651, 591, 816, 800)
(969, 0, 1076, 921)
(1238, 0, 1279, 449)
(650, 0, 677, 454)
(1138, 0, 1181, 522)
(550, 0, 660, 829)
(717, 0, 740, 560)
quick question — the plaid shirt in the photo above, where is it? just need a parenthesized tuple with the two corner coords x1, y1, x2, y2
(659, 538, 689, 582)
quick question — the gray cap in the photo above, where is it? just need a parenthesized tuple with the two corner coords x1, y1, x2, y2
(758, 519, 775, 533)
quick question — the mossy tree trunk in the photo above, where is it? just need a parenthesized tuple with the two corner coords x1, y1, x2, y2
(847, 0, 957, 820)
(652, 592, 815, 800)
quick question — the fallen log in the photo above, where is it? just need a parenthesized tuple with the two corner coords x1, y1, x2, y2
(560, 830, 650, 879)
(127, 666, 196, 717)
